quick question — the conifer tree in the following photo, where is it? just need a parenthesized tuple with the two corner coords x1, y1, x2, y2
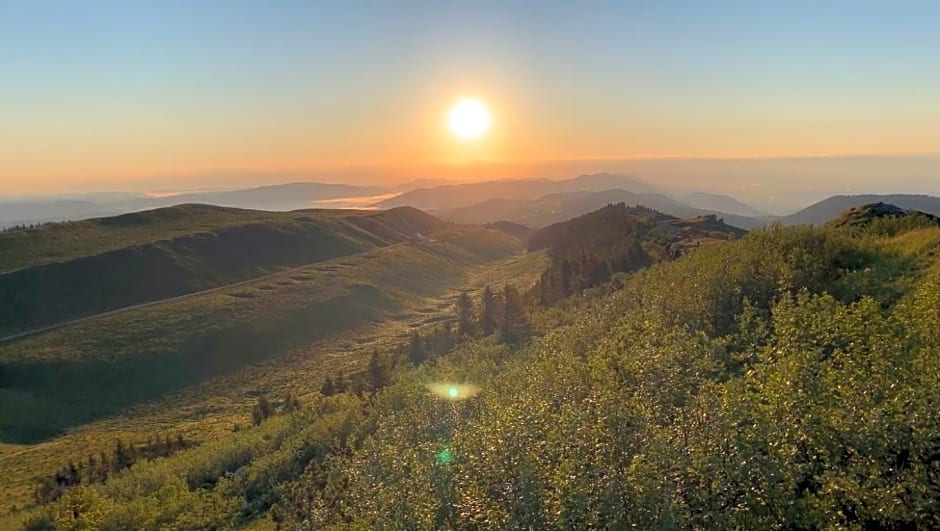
(320, 376, 337, 396)
(456, 292, 474, 337)
(499, 283, 530, 344)
(367, 351, 387, 394)
(480, 285, 497, 336)
(408, 330, 425, 365)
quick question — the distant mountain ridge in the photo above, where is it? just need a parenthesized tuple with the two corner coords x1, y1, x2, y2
(5, 178, 939, 232)
(684, 192, 769, 217)
(376, 173, 652, 211)
(116, 182, 384, 212)
(441, 188, 766, 230)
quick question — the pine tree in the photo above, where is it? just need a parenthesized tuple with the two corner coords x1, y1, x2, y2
(320, 376, 337, 396)
(114, 439, 134, 470)
(86, 454, 98, 484)
(98, 451, 110, 479)
(66, 462, 81, 486)
(166, 433, 176, 456)
(282, 392, 300, 413)
(334, 375, 348, 393)
(455, 292, 474, 337)
(408, 330, 425, 365)
(499, 284, 530, 344)
(480, 285, 497, 336)
(367, 351, 387, 394)
(252, 394, 273, 425)
(559, 260, 573, 296)
(440, 322, 454, 352)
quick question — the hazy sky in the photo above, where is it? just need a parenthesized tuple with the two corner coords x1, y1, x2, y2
(2, 1, 938, 195)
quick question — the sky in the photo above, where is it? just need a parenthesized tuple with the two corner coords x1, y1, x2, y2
(1, 0, 938, 196)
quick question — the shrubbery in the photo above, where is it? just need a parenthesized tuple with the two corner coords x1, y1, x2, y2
(17, 223, 940, 530)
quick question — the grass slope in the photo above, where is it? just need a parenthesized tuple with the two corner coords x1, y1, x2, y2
(6, 213, 939, 529)
(0, 205, 447, 335)
(0, 225, 544, 515)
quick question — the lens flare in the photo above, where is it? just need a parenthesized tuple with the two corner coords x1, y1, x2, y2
(426, 382, 481, 401)
(436, 447, 454, 465)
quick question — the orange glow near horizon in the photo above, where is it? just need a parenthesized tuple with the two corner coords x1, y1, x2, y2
(3, 3, 940, 197)
(2, 82, 939, 196)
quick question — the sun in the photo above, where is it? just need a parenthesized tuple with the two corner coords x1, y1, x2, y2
(448, 98, 491, 140)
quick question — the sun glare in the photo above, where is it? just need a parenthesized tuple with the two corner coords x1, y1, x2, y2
(448, 98, 491, 140)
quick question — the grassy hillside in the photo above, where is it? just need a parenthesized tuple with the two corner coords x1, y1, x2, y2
(0, 222, 541, 517)
(527, 203, 744, 303)
(7, 206, 940, 529)
(783, 193, 940, 225)
(0, 205, 447, 335)
(830, 201, 940, 231)
(0, 226, 517, 443)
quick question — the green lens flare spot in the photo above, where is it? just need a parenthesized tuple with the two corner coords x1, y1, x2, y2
(436, 448, 454, 465)
(448, 387, 459, 399)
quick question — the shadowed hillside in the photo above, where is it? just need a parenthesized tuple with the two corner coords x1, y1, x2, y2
(528, 203, 744, 303)
(0, 223, 522, 445)
(0, 205, 448, 336)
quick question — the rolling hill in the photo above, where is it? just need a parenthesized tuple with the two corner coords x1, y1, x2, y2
(526, 202, 746, 303)
(0, 208, 539, 514)
(782, 194, 940, 225)
(0, 204, 449, 336)
(0, 182, 384, 229)
(0, 200, 117, 229)
(9, 202, 940, 529)
(829, 201, 940, 230)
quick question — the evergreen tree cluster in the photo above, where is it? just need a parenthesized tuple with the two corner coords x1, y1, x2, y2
(528, 203, 741, 304)
(318, 284, 531, 401)
(34, 434, 189, 504)
(528, 204, 659, 303)
(0, 220, 63, 234)
(251, 392, 304, 426)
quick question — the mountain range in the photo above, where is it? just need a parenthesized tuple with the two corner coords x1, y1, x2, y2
(439, 188, 766, 229)
(4, 173, 940, 231)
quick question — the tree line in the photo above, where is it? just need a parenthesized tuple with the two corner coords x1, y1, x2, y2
(318, 283, 531, 400)
(34, 433, 190, 504)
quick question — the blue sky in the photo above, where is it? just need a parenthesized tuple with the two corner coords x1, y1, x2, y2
(1, 1, 938, 194)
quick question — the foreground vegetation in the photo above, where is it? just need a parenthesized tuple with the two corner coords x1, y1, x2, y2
(7, 207, 940, 529)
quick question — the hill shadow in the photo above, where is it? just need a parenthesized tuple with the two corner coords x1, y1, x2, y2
(0, 285, 395, 444)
